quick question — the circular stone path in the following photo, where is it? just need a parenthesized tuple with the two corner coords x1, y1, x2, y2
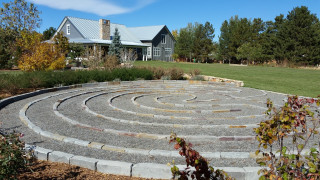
(0, 80, 289, 179)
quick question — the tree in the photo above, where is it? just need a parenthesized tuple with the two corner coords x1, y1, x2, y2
(276, 6, 320, 65)
(175, 22, 215, 62)
(0, 0, 41, 32)
(192, 22, 215, 62)
(0, 0, 41, 68)
(174, 23, 194, 59)
(0, 27, 15, 69)
(174, 23, 195, 61)
(219, 16, 266, 63)
(43, 27, 56, 41)
(17, 31, 66, 71)
(108, 28, 122, 62)
(53, 32, 69, 54)
(68, 43, 85, 66)
(171, 29, 178, 40)
(237, 42, 265, 64)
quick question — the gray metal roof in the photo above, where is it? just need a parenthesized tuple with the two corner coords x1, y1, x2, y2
(68, 38, 149, 47)
(67, 17, 142, 43)
(128, 25, 165, 41)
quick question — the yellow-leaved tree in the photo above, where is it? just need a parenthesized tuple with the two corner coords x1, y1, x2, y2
(17, 31, 68, 71)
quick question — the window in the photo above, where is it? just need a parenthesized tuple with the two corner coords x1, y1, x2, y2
(147, 47, 151, 56)
(153, 47, 161, 57)
(161, 34, 166, 44)
(66, 24, 70, 35)
(142, 48, 147, 55)
(165, 48, 172, 57)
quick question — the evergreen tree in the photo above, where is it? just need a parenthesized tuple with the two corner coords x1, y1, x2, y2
(193, 22, 215, 62)
(43, 27, 56, 41)
(278, 6, 320, 65)
(0, 27, 15, 69)
(174, 23, 195, 61)
(108, 28, 122, 62)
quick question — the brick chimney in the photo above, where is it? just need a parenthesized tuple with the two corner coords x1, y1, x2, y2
(99, 19, 110, 40)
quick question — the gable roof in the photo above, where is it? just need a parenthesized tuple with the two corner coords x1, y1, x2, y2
(128, 25, 165, 41)
(66, 17, 142, 43)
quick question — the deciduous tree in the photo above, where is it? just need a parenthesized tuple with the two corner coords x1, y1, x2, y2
(17, 31, 66, 71)
(0, 0, 41, 32)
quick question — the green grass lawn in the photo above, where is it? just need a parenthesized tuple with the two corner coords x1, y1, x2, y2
(135, 61, 320, 97)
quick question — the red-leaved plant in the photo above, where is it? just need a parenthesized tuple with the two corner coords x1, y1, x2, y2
(169, 133, 233, 180)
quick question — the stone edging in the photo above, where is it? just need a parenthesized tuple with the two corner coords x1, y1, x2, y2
(27, 145, 261, 179)
(0, 81, 262, 179)
(184, 74, 244, 87)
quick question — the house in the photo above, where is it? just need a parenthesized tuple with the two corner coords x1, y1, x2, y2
(129, 25, 176, 61)
(54, 16, 175, 61)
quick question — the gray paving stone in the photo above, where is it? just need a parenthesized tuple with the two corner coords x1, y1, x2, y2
(70, 155, 98, 171)
(33, 146, 52, 161)
(217, 167, 246, 180)
(97, 160, 132, 176)
(132, 163, 172, 179)
(243, 167, 262, 180)
(49, 151, 74, 164)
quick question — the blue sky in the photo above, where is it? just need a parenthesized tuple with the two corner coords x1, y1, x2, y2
(1, 0, 320, 41)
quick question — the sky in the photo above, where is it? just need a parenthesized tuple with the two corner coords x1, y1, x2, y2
(1, 0, 320, 42)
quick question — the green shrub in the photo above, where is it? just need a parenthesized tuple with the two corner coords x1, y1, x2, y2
(0, 68, 154, 94)
(0, 131, 34, 179)
(0, 74, 27, 95)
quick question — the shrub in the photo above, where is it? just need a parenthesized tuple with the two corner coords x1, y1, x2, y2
(152, 67, 166, 80)
(190, 75, 204, 81)
(169, 133, 233, 180)
(168, 67, 184, 80)
(104, 55, 120, 70)
(0, 74, 28, 95)
(190, 69, 201, 76)
(0, 129, 34, 179)
(254, 96, 320, 179)
(0, 68, 154, 94)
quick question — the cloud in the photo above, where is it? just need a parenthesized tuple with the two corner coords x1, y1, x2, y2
(28, 0, 155, 16)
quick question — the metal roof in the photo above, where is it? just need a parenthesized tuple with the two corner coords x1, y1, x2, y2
(68, 38, 149, 47)
(128, 25, 165, 41)
(67, 17, 142, 43)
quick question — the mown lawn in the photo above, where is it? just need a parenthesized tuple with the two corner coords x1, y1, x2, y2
(135, 61, 320, 97)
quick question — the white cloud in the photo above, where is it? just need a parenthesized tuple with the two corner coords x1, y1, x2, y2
(28, 0, 155, 16)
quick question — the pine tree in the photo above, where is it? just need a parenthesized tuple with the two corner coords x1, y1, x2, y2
(278, 6, 320, 65)
(108, 28, 122, 62)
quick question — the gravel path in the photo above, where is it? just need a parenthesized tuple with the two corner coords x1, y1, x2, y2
(0, 81, 290, 168)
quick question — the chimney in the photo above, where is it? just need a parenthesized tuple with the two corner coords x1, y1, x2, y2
(99, 19, 110, 40)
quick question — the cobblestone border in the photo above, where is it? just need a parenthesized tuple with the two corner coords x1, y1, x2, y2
(27, 145, 261, 179)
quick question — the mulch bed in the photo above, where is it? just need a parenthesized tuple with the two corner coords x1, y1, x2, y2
(17, 160, 158, 180)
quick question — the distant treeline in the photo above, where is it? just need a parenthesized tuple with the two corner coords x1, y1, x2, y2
(174, 6, 320, 66)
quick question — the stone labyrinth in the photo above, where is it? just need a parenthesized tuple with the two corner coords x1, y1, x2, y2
(0, 80, 289, 177)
